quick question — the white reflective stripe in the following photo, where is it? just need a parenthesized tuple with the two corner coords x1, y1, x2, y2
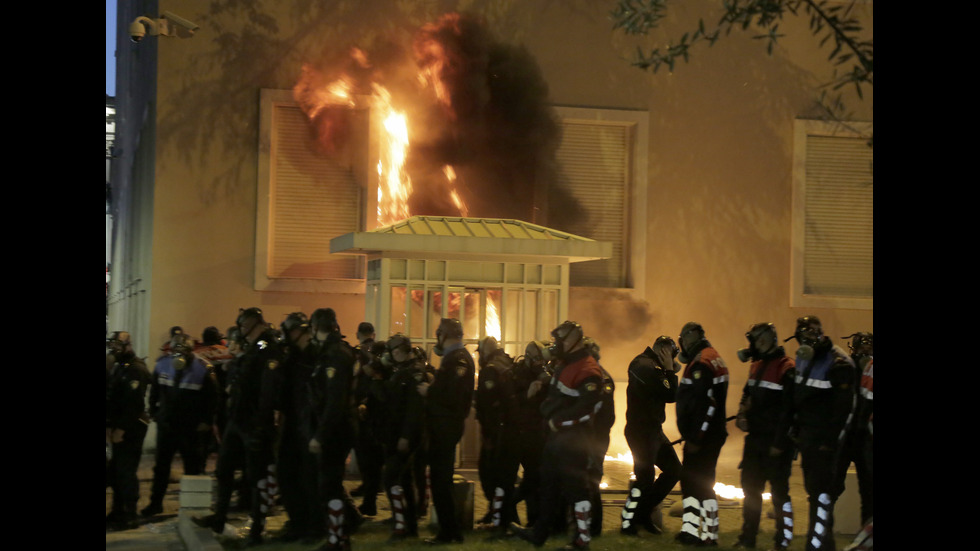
(818, 493, 832, 505)
(860, 387, 874, 400)
(561, 420, 574, 427)
(630, 487, 641, 498)
(703, 499, 718, 511)
(815, 522, 826, 535)
(701, 421, 710, 431)
(706, 406, 716, 417)
(394, 513, 404, 522)
(681, 522, 700, 536)
(159, 379, 175, 387)
(785, 518, 794, 527)
(680, 377, 693, 385)
(746, 379, 757, 387)
(817, 507, 828, 521)
(712, 374, 729, 384)
(757, 380, 783, 390)
(683, 497, 700, 508)
(494, 487, 504, 497)
(803, 378, 832, 388)
(178, 382, 203, 390)
(707, 388, 714, 399)
(682, 512, 700, 524)
(782, 501, 793, 513)
(811, 536, 823, 548)
(579, 414, 592, 423)
(622, 511, 634, 519)
(556, 380, 580, 396)
(260, 504, 268, 513)
(783, 528, 793, 539)
(574, 501, 591, 513)
(622, 520, 631, 529)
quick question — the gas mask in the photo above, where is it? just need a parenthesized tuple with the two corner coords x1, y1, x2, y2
(737, 323, 777, 363)
(549, 321, 583, 360)
(171, 334, 194, 370)
(844, 332, 873, 370)
(433, 318, 462, 357)
(677, 322, 705, 364)
(790, 316, 823, 361)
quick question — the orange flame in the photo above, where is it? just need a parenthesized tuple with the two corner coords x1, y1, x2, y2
(443, 165, 469, 217)
(375, 85, 412, 225)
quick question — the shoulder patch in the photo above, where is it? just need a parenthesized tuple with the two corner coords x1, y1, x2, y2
(603, 383, 613, 394)
(584, 382, 598, 392)
(267, 360, 278, 370)
(663, 379, 671, 389)
(130, 380, 140, 390)
(326, 367, 336, 379)
(456, 365, 468, 377)
(257, 340, 268, 350)
(484, 380, 495, 390)
(693, 370, 702, 380)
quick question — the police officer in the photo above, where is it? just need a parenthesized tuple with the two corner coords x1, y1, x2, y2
(351, 322, 386, 518)
(275, 312, 324, 543)
(513, 321, 604, 550)
(836, 332, 873, 526)
(142, 332, 218, 517)
(378, 334, 427, 540)
(475, 336, 520, 535)
(789, 316, 855, 551)
(194, 307, 283, 546)
(418, 318, 475, 544)
(584, 338, 614, 538)
(510, 341, 550, 528)
(621, 335, 681, 537)
(734, 323, 796, 550)
(308, 308, 360, 551)
(106, 331, 151, 531)
(675, 322, 728, 546)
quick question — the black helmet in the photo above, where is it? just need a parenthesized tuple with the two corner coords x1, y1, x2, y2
(281, 312, 310, 343)
(311, 308, 340, 335)
(436, 318, 463, 340)
(201, 326, 224, 345)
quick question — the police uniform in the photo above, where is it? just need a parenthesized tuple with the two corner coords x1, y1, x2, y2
(737, 348, 795, 549)
(621, 347, 681, 534)
(106, 351, 151, 529)
(277, 340, 323, 541)
(835, 354, 874, 526)
(530, 348, 604, 548)
(475, 349, 520, 530)
(793, 340, 855, 551)
(509, 355, 548, 527)
(425, 343, 475, 543)
(378, 355, 426, 538)
(351, 339, 385, 517)
(310, 332, 359, 550)
(145, 354, 218, 513)
(588, 366, 615, 536)
(203, 329, 283, 543)
(676, 344, 728, 545)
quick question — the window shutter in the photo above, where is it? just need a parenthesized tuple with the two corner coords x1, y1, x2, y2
(803, 134, 873, 297)
(269, 104, 361, 279)
(556, 121, 630, 287)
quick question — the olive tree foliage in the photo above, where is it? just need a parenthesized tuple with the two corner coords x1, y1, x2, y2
(611, 0, 873, 118)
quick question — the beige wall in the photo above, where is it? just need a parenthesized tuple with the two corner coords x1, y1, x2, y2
(146, 0, 872, 454)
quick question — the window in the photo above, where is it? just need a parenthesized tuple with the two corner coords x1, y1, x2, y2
(553, 107, 648, 292)
(254, 89, 368, 292)
(791, 119, 873, 309)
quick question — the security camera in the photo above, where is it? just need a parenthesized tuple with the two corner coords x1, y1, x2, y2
(162, 11, 199, 34)
(128, 11, 198, 43)
(129, 16, 154, 43)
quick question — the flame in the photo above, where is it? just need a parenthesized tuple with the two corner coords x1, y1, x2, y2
(374, 85, 412, 226)
(443, 165, 469, 216)
(485, 290, 501, 340)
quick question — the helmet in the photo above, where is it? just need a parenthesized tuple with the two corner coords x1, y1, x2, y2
(107, 331, 132, 356)
(477, 336, 499, 367)
(792, 316, 824, 361)
(386, 333, 413, 355)
(201, 326, 223, 345)
(843, 332, 873, 357)
(550, 321, 583, 358)
(436, 318, 463, 340)
(311, 308, 340, 335)
(281, 312, 310, 344)
(524, 340, 548, 363)
(357, 321, 375, 336)
(236, 307, 265, 336)
(678, 322, 705, 363)
(738, 323, 777, 362)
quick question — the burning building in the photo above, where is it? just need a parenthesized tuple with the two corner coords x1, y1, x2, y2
(110, 1, 872, 465)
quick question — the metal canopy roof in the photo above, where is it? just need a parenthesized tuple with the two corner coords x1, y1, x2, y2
(330, 216, 612, 263)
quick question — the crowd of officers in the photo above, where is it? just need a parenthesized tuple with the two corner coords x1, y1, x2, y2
(106, 311, 873, 551)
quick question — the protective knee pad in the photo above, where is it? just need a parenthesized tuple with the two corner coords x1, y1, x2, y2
(681, 496, 701, 538)
(621, 486, 640, 530)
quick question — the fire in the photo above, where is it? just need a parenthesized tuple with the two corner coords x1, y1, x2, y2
(375, 85, 412, 226)
(485, 290, 500, 340)
(443, 165, 469, 217)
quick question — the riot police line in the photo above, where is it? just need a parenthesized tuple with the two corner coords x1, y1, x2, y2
(107, 311, 873, 551)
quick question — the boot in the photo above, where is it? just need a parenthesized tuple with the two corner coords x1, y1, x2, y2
(565, 500, 591, 549)
(318, 498, 350, 551)
(620, 486, 640, 535)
